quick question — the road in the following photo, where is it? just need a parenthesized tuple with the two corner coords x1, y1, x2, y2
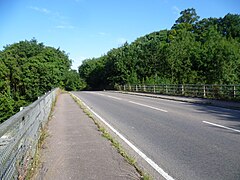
(72, 91, 240, 180)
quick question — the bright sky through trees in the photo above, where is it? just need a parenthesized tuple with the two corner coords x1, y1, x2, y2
(1, 0, 239, 69)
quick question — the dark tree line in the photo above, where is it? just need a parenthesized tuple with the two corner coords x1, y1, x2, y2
(78, 8, 240, 90)
(0, 39, 85, 122)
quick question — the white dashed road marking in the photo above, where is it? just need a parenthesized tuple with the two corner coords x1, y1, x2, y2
(203, 121, 240, 133)
(129, 101, 168, 113)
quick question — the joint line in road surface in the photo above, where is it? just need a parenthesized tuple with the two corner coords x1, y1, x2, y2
(70, 93, 174, 180)
(203, 121, 240, 133)
(129, 101, 168, 113)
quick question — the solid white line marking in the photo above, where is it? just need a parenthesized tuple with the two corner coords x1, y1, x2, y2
(71, 93, 175, 180)
(129, 101, 168, 113)
(203, 121, 240, 133)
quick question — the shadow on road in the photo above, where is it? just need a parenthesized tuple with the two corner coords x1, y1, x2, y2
(193, 103, 240, 131)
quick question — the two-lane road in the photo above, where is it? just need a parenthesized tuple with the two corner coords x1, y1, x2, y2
(72, 91, 240, 180)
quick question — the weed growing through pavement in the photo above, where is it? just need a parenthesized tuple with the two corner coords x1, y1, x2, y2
(24, 126, 49, 179)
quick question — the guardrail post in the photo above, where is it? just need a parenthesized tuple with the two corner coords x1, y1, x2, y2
(233, 85, 236, 98)
(136, 85, 138, 92)
(153, 85, 156, 93)
(181, 85, 184, 95)
(123, 85, 126, 91)
(203, 85, 206, 98)
(165, 85, 168, 94)
(143, 85, 146, 92)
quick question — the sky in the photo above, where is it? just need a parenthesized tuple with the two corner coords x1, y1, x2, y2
(1, 0, 239, 70)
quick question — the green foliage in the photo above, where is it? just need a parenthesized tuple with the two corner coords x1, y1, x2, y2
(64, 70, 86, 91)
(0, 91, 15, 123)
(220, 13, 240, 39)
(166, 29, 201, 84)
(175, 8, 200, 25)
(78, 8, 240, 90)
(0, 39, 74, 123)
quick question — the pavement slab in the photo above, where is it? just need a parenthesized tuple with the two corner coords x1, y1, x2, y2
(35, 93, 140, 180)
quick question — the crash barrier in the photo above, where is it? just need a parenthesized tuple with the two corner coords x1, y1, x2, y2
(0, 88, 59, 179)
(118, 84, 240, 100)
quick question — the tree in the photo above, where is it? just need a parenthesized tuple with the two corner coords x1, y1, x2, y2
(64, 70, 86, 91)
(77, 9, 240, 91)
(175, 8, 200, 25)
(220, 13, 240, 39)
(200, 27, 240, 84)
(166, 29, 200, 84)
(0, 59, 14, 122)
(0, 39, 73, 123)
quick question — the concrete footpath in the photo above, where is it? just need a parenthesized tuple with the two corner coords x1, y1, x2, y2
(35, 93, 140, 180)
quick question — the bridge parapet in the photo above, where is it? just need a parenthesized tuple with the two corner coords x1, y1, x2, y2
(0, 88, 59, 179)
(118, 84, 240, 100)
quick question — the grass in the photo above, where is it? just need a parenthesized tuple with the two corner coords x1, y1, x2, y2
(69, 92, 152, 180)
(24, 126, 49, 180)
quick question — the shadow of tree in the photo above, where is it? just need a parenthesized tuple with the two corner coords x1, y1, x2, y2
(192, 102, 240, 132)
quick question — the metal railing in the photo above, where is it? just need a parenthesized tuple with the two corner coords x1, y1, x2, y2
(0, 88, 59, 180)
(118, 84, 240, 100)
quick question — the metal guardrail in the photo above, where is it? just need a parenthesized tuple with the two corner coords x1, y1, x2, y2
(118, 84, 240, 100)
(0, 88, 59, 180)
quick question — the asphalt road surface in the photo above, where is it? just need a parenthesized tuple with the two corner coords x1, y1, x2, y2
(72, 91, 240, 180)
